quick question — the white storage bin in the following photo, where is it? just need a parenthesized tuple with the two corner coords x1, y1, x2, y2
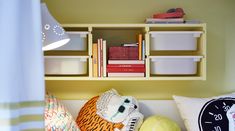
(45, 56, 88, 75)
(150, 56, 202, 75)
(54, 32, 88, 51)
(150, 31, 202, 51)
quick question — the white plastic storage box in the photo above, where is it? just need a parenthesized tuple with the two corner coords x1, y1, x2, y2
(53, 32, 88, 51)
(45, 56, 88, 75)
(150, 31, 202, 51)
(150, 56, 203, 75)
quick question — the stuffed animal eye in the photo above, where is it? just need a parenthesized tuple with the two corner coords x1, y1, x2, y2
(118, 105, 125, 113)
(124, 99, 130, 103)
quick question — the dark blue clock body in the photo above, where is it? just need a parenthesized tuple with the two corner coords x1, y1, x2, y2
(198, 97, 235, 131)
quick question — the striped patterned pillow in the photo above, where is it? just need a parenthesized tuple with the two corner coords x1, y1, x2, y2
(44, 93, 80, 131)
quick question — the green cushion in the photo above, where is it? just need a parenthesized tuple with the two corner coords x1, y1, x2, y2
(140, 115, 181, 131)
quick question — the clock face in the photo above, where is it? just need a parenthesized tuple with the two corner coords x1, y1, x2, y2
(198, 97, 235, 131)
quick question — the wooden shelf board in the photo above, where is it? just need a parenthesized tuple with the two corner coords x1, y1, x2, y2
(62, 23, 206, 28)
(45, 76, 204, 81)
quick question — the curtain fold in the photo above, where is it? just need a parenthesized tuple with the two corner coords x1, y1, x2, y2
(0, 1, 45, 130)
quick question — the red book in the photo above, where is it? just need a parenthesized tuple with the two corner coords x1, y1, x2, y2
(108, 60, 144, 64)
(153, 8, 185, 19)
(107, 67, 145, 73)
(107, 64, 145, 68)
(109, 46, 138, 60)
(108, 73, 145, 77)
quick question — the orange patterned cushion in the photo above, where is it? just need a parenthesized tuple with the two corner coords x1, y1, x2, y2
(76, 96, 124, 131)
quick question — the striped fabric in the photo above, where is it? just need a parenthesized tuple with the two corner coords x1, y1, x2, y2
(0, 1, 45, 131)
(0, 101, 45, 131)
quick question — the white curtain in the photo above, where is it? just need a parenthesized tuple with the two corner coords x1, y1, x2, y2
(0, 0, 45, 131)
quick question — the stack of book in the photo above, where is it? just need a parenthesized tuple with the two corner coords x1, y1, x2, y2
(107, 60, 145, 77)
(109, 46, 138, 60)
(92, 39, 106, 77)
(145, 18, 184, 24)
(107, 34, 145, 77)
(146, 8, 185, 24)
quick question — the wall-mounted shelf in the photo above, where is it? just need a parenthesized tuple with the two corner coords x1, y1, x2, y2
(45, 23, 206, 81)
(45, 76, 204, 81)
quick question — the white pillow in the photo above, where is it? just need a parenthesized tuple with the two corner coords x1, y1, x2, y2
(173, 93, 235, 131)
(227, 104, 235, 131)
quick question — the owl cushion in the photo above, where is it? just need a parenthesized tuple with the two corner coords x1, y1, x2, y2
(76, 89, 143, 131)
(173, 93, 235, 131)
(44, 93, 80, 131)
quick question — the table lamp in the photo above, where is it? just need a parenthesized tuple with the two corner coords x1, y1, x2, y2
(41, 3, 70, 51)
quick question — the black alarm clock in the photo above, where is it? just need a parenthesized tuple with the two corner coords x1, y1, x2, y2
(198, 97, 235, 131)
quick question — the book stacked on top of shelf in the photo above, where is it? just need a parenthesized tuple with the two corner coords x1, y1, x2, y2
(107, 34, 145, 77)
(92, 39, 106, 77)
(145, 18, 184, 24)
(146, 8, 185, 24)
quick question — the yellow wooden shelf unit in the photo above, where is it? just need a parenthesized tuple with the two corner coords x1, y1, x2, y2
(45, 23, 206, 81)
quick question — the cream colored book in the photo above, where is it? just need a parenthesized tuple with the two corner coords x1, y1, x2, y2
(92, 43, 98, 77)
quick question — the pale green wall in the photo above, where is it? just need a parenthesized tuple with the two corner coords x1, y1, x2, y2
(225, 1, 235, 91)
(44, 0, 235, 99)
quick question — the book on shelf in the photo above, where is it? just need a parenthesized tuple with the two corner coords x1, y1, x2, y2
(103, 40, 107, 77)
(145, 18, 184, 24)
(107, 67, 145, 73)
(108, 72, 145, 77)
(97, 39, 101, 77)
(122, 43, 138, 47)
(138, 34, 142, 60)
(100, 39, 103, 77)
(93, 39, 107, 77)
(107, 64, 145, 68)
(92, 43, 98, 77)
(108, 46, 138, 60)
(185, 19, 201, 24)
(108, 60, 145, 64)
(142, 40, 145, 60)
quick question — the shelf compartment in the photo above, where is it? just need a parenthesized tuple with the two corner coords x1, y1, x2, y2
(92, 28, 145, 47)
(53, 31, 89, 51)
(150, 31, 202, 51)
(150, 56, 203, 75)
(45, 56, 89, 76)
(148, 24, 205, 32)
(150, 51, 199, 56)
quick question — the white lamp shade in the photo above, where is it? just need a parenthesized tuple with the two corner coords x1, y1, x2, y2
(41, 3, 70, 51)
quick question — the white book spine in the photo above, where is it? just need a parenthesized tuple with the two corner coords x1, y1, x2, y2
(142, 40, 145, 60)
(103, 40, 107, 77)
(98, 39, 101, 77)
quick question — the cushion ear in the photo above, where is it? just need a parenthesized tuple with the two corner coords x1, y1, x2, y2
(110, 88, 119, 95)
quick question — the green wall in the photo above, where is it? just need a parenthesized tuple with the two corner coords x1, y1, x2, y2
(44, 0, 235, 99)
